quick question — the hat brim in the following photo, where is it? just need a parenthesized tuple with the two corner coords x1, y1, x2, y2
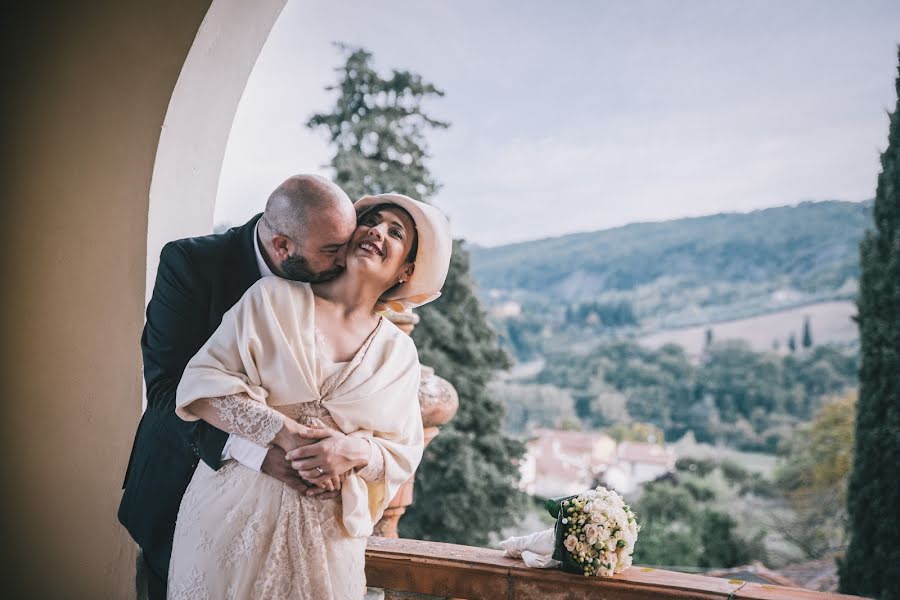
(354, 194, 453, 311)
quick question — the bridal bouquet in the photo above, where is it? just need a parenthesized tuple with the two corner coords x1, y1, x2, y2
(548, 486, 639, 576)
(500, 486, 639, 578)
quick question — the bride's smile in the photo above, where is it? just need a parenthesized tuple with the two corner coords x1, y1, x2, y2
(350, 207, 416, 269)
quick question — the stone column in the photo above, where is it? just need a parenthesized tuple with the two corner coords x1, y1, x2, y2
(373, 311, 459, 538)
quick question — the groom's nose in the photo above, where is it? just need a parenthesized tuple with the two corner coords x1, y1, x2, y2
(333, 243, 349, 268)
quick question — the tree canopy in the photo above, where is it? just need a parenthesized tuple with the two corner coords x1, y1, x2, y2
(841, 49, 900, 600)
(308, 45, 524, 546)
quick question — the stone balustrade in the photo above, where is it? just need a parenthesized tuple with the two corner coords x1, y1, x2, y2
(367, 315, 866, 599)
(365, 537, 867, 600)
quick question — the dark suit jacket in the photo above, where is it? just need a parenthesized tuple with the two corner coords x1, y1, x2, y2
(118, 214, 263, 582)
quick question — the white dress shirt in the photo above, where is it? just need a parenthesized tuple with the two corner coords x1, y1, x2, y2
(218, 220, 274, 471)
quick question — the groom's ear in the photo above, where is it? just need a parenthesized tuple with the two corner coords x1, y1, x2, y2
(269, 233, 293, 259)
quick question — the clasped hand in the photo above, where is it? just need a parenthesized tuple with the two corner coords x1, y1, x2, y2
(271, 419, 369, 495)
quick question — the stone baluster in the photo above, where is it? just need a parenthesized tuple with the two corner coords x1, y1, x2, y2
(373, 310, 459, 538)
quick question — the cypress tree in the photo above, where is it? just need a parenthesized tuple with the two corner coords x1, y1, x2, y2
(802, 316, 813, 349)
(788, 333, 797, 353)
(308, 45, 525, 546)
(840, 48, 900, 599)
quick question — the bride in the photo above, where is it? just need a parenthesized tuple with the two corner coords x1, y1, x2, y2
(167, 194, 452, 599)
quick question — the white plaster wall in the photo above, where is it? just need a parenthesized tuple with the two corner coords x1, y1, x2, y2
(147, 0, 288, 304)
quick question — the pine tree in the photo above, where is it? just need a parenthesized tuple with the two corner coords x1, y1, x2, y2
(307, 44, 447, 200)
(787, 333, 797, 353)
(308, 45, 525, 546)
(840, 48, 900, 600)
(404, 240, 526, 545)
(802, 316, 813, 349)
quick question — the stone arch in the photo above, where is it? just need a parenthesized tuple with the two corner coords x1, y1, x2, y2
(2, 0, 285, 595)
(146, 0, 287, 302)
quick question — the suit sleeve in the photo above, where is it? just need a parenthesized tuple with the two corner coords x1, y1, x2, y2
(141, 241, 229, 469)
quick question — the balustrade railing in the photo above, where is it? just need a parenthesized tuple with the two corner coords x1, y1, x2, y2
(365, 537, 866, 600)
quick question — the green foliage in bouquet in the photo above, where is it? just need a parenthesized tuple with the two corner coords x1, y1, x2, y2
(546, 495, 583, 575)
(545, 488, 639, 577)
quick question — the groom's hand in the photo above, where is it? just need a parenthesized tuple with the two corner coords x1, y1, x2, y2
(260, 446, 311, 491)
(260, 446, 340, 499)
(269, 421, 341, 499)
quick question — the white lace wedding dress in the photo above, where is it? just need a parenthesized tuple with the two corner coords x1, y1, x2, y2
(167, 279, 424, 600)
(168, 348, 384, 600)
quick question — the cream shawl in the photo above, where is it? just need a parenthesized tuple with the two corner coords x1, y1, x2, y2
(175, 277, 424, 537)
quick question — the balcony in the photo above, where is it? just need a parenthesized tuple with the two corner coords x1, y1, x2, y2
(365, 538, 864, 600)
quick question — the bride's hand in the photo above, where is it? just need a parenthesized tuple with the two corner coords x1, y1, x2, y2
(271, 418, 325, 453)
(285, 429, 370, 488)
(305, 473, 343, 496)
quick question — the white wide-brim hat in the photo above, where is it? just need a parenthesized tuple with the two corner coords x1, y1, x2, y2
(354, 193, 453, 312)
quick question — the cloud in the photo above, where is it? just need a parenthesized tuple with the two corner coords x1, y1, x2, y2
(214, 0, 899, 245)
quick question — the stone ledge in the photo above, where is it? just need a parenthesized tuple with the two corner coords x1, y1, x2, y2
(365, 538, 869, 600)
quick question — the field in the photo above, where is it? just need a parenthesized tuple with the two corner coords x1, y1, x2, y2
(670, 433, 778, 476)
(638, 301, 856, 355)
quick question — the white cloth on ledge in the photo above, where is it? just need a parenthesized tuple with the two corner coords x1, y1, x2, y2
(499, 528, 560, 569)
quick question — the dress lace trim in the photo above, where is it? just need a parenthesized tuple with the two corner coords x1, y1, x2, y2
(252, 486, 335, 599)
(279, 402, 339, 430)
(208, 393, 283, 447)
(356, 439, 385, 483)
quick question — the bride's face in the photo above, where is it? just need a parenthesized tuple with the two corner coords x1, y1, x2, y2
(348, 206, 417, 293)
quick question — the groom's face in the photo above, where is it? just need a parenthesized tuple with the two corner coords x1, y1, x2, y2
(279, 253, 336, 283)
(279, 209, 356, 283)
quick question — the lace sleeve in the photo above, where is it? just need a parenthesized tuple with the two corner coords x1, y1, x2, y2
(206, 393, 283, 447)
(356, 438, 385, 483)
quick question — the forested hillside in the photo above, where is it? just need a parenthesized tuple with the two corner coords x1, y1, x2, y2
(471, 200, 872, 332)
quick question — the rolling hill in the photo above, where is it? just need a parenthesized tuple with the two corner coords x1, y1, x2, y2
(470, 200, 872, 331)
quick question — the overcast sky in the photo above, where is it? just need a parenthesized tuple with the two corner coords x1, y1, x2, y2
(215, 0, 900, 247)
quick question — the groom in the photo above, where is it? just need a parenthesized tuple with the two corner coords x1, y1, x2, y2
(119, 175, 359, 599)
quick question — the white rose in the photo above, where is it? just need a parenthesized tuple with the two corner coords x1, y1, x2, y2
(564, 535, 578, 552)
(584, 523, 600, 545)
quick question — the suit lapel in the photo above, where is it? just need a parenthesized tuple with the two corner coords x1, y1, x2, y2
(222, 213, 264, 314)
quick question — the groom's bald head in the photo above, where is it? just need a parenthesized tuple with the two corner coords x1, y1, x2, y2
(259, 175, 356, 282)
(263, 175, 354, 239)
